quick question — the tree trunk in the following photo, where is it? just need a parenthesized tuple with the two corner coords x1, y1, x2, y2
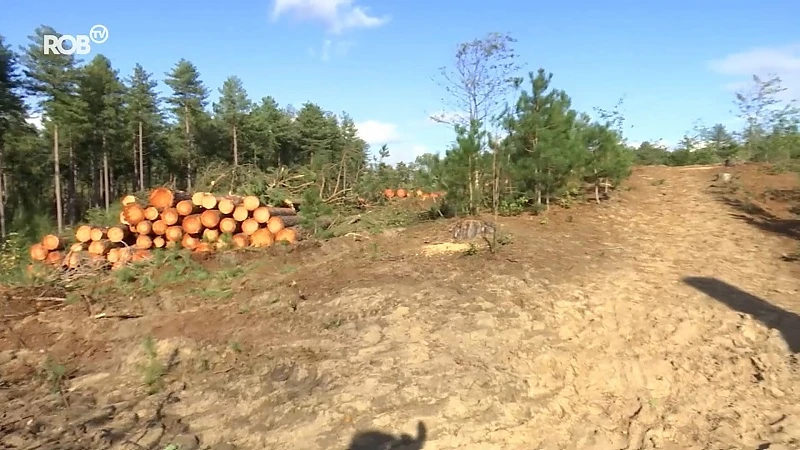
(138, 120, 145, 191)
(468, 154, 475, 215)
(184, 105, 192, 190)
(53, 124, 63, 233)
(594, 169, 601, 203)
(132, 135, 139, 192)
(103, 134, 110, 211)
(0, 140, 5, 239)
(68, 142, 77, 225)
(232, 123, 239, 166)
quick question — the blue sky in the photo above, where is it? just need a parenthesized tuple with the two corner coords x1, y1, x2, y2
(2, 0, 799, 164)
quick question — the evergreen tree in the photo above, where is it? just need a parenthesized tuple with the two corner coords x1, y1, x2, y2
(213, 75, 251, 166)
(125, 63, 163, 191)
(164, 58, 208, 189)
(0, 35, 26, 238)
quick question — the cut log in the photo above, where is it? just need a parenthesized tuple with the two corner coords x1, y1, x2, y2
(219, 217, 238, 234)
(452, 218, 495, 241)
(194, 241, 214, 253)
(123, 204, 145, 226)
(107, 224, 131, 243)
(200, 194, 218, 210)
(253, 206, 271, 223)
(135, 220, 153, 235)
(200, 209, 221, 228)
(131, 249, 152, 262)
(217, 196, 240, 215)
(202, 228, 220, 242)
(45, 250, 63, 265)
(135, 234, 153, 250)
(149, 187, 189, 210)
(396, 188, 407, 198)
(175, 199, 197, 216)
(144, 206, 159, 221)
(75, 225, 92, 243)
(231, 233, 249, 248)
(88, 240, 111, 256)
(182, 214, 203, 234)
(152, 220, 167, 235)
(267, 215, 299, 234)
(90, 227, 107, 242)
(266, 207, 297, 217)
(250, 228, 274, 248)
(243, 195, 260, 211)
(119, 211, 129, 226)
(107, 247, 121, 264)
(165, 226, 183, 242)
(384, 188, 395, 199)
(41, 234, 63, 251)
(153, 236, 166, 248)
(232, 205, 249, 222)
(241, 218, 260, 236)
(191, 191, 207, 206)
(275, 227, 299, 244)
(29, 243, 48, 261)
(70, 242, 87, 253)
(161, 208, 180, 226)
(181, 233, 200, 251)
(121, 195, 138, 206)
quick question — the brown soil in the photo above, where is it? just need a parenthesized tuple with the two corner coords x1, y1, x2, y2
(2, 164, 800, 450)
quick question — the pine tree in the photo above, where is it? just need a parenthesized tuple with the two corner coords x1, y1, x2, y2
(213, 75, 251, 166)
(125, 63, 162, 191)
(21, 26, 85, 231)
(0, 35, 26, 238)
(165, 59, 208, 189)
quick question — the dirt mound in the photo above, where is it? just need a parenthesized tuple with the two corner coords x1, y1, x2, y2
(2, 164, 800, 449)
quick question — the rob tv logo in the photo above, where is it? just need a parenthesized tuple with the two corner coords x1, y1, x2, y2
(43, 25, 109, 55)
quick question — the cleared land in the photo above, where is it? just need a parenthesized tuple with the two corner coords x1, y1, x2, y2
(2, 164, 799, 450)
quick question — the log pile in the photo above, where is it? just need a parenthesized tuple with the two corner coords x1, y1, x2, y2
(28, 187, 301, 271)
(382, 188, 446, 200)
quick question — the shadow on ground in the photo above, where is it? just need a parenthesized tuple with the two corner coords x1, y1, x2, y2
(718, 196, 800, 240)
(346, 421, 427, 450)
(683, 276, 800, 353)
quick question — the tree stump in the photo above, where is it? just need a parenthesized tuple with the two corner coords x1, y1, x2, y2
(452, 219, 495, 241)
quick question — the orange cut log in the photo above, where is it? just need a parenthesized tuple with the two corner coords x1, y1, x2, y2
(119, 211, 129, 226)
(232, 205, 249, 222)
(267, 215, 299, 234)
(90, 227, 107, 241)
(241, 218, 260, 236)
(153, 236, 166, 248)
(252, 206, 270, 224)
(41, 234, 63, 251)
(45, 250, 63, 265)
(165, 226, 183, 242)
(121, 195, 138, 206)
(152, 220, 167, 235)
(232, 233, 249, 248)
(194, 241, 214, 253)
(274, 227, 298, 244)
(191, 191, 208, 206)
(29, 243, 48, 261)
(75, 225, 92, 243)
(200, 194, 218, 210)
(250, 228, 274, 247)
(182, 214, 203, 235)
(202, 228, 220, 242)
(217, 196, 240, 215)
(135, 220, 152, 235)
(242, 195, 260, 211)
(200, 209, 221, 228)
(131, 249, 152, 262)
(161, 208, 180, 226)
(175, 199, 197, 216)
(88, 240, 111, 256)
(107, 224, 131, 243)
(135, 234, 153, 249)
(383, 188, 395, 199)
(148, 187, 178, 210)
(123, 204, 145, 225)
(219, 217, 238, 234)
(396, 188, 407, 198)
(181, 233, 200, 250)
(69, 242, 87, 252)
(64, 250, 83, 269)
(144, 206, 159, 221)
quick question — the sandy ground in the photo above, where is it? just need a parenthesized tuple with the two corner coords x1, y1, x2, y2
(1, 164, 799, 450)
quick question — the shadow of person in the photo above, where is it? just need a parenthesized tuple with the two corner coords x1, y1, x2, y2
(347, 420, 426, 450)
(683, 276, 800, 353)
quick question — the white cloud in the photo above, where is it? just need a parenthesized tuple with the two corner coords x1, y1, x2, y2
(271, 0, 389, 33)
(307, 38, 355, 61)
(709, 43, 800, 100)
(355, 120, 400, 145)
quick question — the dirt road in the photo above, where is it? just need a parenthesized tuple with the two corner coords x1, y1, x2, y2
(2, 165, 799, 449)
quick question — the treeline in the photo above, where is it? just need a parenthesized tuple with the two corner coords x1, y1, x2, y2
(631, 75, 800, 167)
(0, 28, 797, 245)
